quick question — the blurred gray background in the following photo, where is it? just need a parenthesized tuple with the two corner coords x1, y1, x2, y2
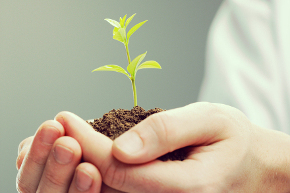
(0, 1, 222, 192)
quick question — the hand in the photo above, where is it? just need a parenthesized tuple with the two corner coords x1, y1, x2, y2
(56, 102, 290, 193)
(16, 120, 102, 193)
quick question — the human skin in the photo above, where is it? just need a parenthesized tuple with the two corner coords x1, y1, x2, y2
(17, 102, 290, 192)
(16, 120, 103, 193)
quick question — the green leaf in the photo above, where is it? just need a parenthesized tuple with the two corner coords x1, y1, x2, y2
(127, 52, 147, 78)
(120, 15, 127, 28)
(119, 28, 126, 42)
(92, 65, 130, 78)
(125, 13, 136, 27)
(136, 60, 161, 71)
(127, 20, 147, 41)
(113, 27, 126, 43)
(104, 18, 121, 28)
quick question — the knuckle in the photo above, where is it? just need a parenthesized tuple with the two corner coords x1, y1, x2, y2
(18, 136, 33, 155)
(18, 141, 25, 155)
(199, 102, 243, 127)
(199, 102, 225, 117)
(146, 112, 171, 151)
(207, 104, 231, 124)
(16, 174, 33, 193)
(103, 161, 126, 190)
(16, 152, 25, 170)
(43, 169, 66, 187)
(195, 102, 252, 137)
(28, 149, 48, 166)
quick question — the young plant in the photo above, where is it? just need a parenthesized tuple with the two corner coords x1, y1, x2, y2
(92, 14, 161, 107)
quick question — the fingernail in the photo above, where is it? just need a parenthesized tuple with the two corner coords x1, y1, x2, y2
(115, 131, 143, 155)
(40, 127, 60, 145)
(54, 114, 64, 125)
(53, 145, 73, 164)
(76, 169, 93, 191)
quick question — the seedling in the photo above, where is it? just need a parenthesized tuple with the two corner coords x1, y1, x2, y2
(92, 14, 161, 106)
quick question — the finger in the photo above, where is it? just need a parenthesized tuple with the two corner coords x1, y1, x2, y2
(55, 111, 113, 171)
(68, 162, 102, 193)
(55, 105, 250, 192)
(101, 183, 127, 193)
(54, 111, 220, 192)
(55, 112, 128, 190)
(55, 112, 181, 192)
(16, 136, 33, 170)
(37, 136, 82, 192)
(16, 120, 64, 193)
(18, 136, 33, 155)
(112, 102, 246, 164)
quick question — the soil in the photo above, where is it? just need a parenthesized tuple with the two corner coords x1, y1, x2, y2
(87, 106, 188, 161)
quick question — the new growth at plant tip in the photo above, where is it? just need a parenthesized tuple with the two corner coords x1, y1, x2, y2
(92, 14, 161, 106)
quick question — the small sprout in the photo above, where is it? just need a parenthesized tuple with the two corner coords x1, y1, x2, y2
(92, 14, 161, 106)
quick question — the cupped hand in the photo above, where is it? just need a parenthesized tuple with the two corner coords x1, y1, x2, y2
(56, 102, 290, 193)
(16, 120, 102, 193)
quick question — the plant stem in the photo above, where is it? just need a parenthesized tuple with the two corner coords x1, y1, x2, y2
(131, 78, 137, 107)
(125, 42, 137, 106)
(125, 42, 131, 64)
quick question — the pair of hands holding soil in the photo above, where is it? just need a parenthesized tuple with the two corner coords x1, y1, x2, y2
(16, 102, 290, 192)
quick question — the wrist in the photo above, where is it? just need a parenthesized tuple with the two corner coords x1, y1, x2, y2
(253, 126, 290, 192)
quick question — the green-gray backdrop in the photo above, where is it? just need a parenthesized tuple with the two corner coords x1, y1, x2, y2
(0, 1, 222, 192)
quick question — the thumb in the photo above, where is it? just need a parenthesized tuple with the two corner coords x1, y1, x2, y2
(112, 102, 234, 164)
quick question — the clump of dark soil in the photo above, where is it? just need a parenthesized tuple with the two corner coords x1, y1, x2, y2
(87, 106, 188, 161)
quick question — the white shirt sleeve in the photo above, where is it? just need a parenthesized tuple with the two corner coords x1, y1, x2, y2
(198, 0, 290, 133)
